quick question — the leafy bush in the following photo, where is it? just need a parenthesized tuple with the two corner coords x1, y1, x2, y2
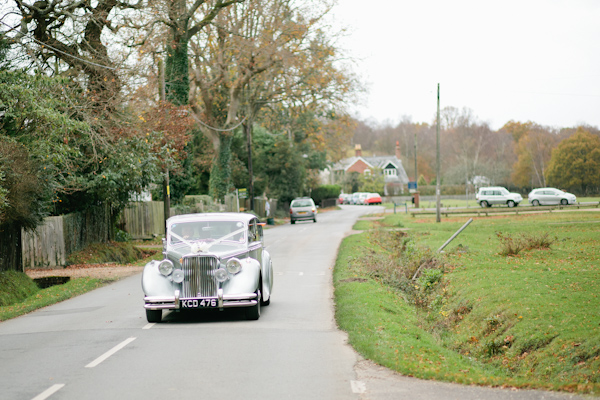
(114, 229, 132, 242)
(311, 185, 341, 205)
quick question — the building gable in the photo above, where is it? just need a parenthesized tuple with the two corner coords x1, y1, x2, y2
(346, 158, 372, 174)
(382, 161, 398, 170)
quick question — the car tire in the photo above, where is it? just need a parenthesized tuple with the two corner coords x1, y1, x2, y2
(313, 217, 317, 223)
(480, 201, 488, 208)
(291, 219, 295, 224)
(532, 200, 540, 206)
(507, 200, 515, 208)
(246, 289, 261, 320)
(261, 296, 270, 306)
(146, 309, 162, 323)
(560, 199, 568, 205)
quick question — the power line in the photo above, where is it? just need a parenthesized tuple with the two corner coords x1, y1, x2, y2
(190, 111, 247, 132)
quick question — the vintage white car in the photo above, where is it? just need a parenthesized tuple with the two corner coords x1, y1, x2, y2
(142, 213, 273, 322)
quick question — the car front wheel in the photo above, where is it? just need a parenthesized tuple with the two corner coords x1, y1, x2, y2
(146, 309, 162, 323)
(507, 200, 515, 208)
(246, 289, 261, 320)
(560, 199, 568, 205)
(480, 201, 488, 208)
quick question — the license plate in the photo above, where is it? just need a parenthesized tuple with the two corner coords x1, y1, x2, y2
(181, 298, 217, 308)
(297, 211, 306, 214)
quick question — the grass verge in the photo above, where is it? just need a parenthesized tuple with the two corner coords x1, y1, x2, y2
(0, 241, 160, 322)
(334, 210, 600, 394)
(0, 278, 105, 322)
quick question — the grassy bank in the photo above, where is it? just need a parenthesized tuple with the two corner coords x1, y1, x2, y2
(334, 210, 600, 394)
(0, 241, 160, 322)
(0, 277, 107, 322)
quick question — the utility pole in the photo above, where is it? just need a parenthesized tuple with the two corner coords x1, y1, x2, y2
(159, 59, 170, 234)
(436, 83, 441, 223)
(414, 130, 418, 182)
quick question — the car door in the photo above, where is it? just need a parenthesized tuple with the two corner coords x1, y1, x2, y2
(248, 218, 263, 265)
(491, 190, 501, 205)
(544, 189, 558, 205)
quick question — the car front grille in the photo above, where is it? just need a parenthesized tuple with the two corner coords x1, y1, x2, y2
(181, 256, 219, 298)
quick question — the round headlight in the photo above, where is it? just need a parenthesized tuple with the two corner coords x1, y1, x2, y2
(158, 260, 174, 276)
(214, 268, 229, 282)
(172, 269, 184, 283)
(226, 258, 242, 275)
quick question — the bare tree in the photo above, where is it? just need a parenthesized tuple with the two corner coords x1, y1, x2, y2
(3, 0, 147, 108)
(187, 0, 354, 200)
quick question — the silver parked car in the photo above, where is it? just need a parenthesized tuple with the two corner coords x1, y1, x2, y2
(289, 197, 317, 224)
(528, 188, 576, 206)
(476, 186, 523, 208)
(142, 213, 273, 322)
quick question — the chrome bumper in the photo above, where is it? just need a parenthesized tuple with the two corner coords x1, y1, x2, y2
(144, 289, 258, 310)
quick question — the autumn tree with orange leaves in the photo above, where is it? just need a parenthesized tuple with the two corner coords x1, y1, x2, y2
(187, 0, 356, 202)
(546, 128, 600, 194)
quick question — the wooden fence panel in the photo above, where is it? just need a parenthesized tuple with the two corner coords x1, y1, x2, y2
(120, 201, 165, 239)
(22, 217, 66, 269)
(63, 206, 110, 255)
(22, 207, 110, 270)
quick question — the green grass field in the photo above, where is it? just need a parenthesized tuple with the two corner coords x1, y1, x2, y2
(334, 209, 600, 394)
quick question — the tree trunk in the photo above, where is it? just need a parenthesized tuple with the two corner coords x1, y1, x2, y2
(166, 35, 190, 106)
(244, 119, 255, 211)
(0, 223, 23, 272)
(209, 132, 234, 201)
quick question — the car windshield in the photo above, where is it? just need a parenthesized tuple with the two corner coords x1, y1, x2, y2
(169, 220, 246, 249)
(292, 200, 313, 207)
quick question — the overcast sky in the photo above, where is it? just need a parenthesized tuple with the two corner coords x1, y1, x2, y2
(330, 0, 600, 130)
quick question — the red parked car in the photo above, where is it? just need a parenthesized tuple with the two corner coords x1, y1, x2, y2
(365, 193, 382, 205)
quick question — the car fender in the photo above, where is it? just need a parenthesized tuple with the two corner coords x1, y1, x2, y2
(142, 260, 175, 297)
(261, 249, 273, 301)
(223, 257, 260, 295)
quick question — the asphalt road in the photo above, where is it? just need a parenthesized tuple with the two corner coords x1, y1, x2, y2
(0, 206, 592, 400)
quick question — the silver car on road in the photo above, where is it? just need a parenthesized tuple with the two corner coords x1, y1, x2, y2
(142, 213, 273, 322)
(289, 197, 317, 224)
(528, 188, 577, 206)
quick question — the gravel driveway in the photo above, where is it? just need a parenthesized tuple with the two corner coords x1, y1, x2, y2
(25, 264, 144, 280)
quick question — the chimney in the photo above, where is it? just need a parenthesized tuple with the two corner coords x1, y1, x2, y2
(355, 144, 362, 157)
(395, 141, 401, 159)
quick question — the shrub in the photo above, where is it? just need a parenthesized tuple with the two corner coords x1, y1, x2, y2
(114, 229, 132, 242)
(311, 185, 341, 205)
(497, 232, 557, 256)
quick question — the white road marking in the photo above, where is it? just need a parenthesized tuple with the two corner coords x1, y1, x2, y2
(31, 384, 65, 400)
(142, 323, 155, 330)
(350, 380, 366, 394)
(85, 337, 136, 368)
